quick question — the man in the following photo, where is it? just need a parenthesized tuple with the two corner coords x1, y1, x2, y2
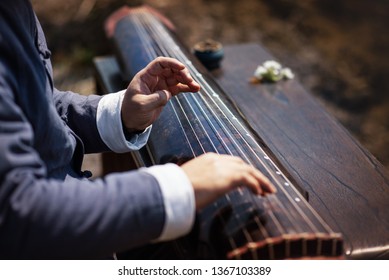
(0, 0, 275, 258)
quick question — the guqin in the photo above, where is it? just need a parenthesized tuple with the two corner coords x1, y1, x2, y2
(106, 6, 344, 259)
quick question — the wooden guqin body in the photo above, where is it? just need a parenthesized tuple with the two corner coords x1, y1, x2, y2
(106, 6, 344, 259)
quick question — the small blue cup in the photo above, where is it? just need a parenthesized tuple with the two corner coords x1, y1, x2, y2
(193, 39, 224, 70)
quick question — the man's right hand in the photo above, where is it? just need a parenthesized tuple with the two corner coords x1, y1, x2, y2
(181, 153, 277, 210)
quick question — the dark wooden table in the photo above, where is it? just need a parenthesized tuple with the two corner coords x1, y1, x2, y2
(211, 43, 389, 259)
(94, 43, 389, 259)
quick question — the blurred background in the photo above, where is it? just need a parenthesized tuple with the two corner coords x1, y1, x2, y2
(31, 0, 389, 174)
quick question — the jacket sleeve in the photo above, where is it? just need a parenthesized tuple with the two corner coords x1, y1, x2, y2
(52, 88, 110, 154)
(0, 84, 166, 259)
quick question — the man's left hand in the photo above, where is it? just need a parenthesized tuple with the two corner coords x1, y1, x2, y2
(121, 56, 201, 132)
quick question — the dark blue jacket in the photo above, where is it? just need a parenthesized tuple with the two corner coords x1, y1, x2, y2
(0, 0, 165, 258)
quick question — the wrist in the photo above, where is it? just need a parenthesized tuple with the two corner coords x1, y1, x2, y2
(122, 122, 146, 138)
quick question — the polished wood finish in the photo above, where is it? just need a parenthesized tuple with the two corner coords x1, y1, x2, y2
(212, 44, 389, 259)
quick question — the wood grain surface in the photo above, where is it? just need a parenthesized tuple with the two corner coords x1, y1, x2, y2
(211, 43, 389, 259)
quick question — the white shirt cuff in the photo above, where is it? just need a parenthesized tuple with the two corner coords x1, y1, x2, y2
(142, 163, 195, 241)
(96, 90, 151, 153)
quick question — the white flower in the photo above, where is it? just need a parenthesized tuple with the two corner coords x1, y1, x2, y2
(281, 67, 295, 79)
(252, 60, 294, 83)
(263, 60, 282, 70)
(254, 66, 267, 79)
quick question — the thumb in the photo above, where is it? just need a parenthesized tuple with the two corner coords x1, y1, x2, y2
(143, 90, 172, 110)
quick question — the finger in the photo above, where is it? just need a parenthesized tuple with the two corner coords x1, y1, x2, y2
(175, 71, 201, 90)
(241, 173, 263, 196)
(142, 90, 172, 110)
(173, 67, 193, 82)
(250, 167, 277, 194)
(147, 57, 185, 76)
(155, 72, 199, 92)
(228, 158, 276, 195)
(165, 72, 192, 86)
(161, 70, 200, 90)
(151, 60, 200, 90)
(165, 76, 181, 87)
(176, 80, 201, 93)
(169, 83, 201, 95)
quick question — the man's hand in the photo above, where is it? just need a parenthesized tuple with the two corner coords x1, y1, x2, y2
(121, 57, 200, 132)
(181, 153, 277, 210)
